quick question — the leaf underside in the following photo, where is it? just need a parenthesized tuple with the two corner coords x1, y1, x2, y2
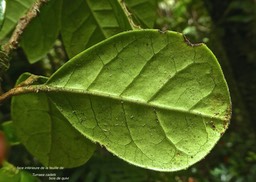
(45, 30, 231, 171)
(12, 30, 231, 171)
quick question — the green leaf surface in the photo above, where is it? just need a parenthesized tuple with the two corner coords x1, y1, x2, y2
(11, 73, 96, 167)
(124, 0, 158, 28)
(61, 0, 133, 58)
(1, 121, 20, 145)
(42, 30, 231, 171)
(0, 0, 6, 30)
(0, 0, 35, 40)
(20, 0, 62, 63)
(14, 30, 231, 171)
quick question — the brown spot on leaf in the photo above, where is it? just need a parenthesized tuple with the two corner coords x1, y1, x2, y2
(209, 121, 216, 130)
(223, 104, 232, 129)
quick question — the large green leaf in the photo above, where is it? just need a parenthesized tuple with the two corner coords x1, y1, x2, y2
(44, 30, 231, 171)
(0, 0, 35, 40)
(124, 0, 159, 28)
(20, 0, 62, 63)
(15, 30, 231, 171)
(11, 73, 96, 167)
(61, 0, 133, 58)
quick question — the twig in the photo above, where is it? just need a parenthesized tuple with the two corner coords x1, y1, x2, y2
(2, 0, 48, 55)
(15, 75, 40, 88)
(0, 75, 41, 103)
(0, 86, 32, 103)
(119, 0, 141, 30)
(183, 34, 203, 47)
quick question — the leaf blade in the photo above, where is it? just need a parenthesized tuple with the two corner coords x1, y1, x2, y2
(20, 0, 62, 63)
(34, 30, 231, 171)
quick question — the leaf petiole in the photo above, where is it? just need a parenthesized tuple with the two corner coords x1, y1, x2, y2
(0, 75, 41, 103)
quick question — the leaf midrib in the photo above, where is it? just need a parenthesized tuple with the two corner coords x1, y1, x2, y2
(31, 85, 225, 121)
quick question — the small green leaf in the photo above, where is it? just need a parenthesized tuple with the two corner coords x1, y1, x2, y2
(124, 0, 159, 28)
(0, 0, 36, 40)
(0, 0, 6, 30)
(1, 121, 20, 145)
(61, 0, 133, 58)
(20, 0, 62, 63)
(43, 30, 231, 171)
(11, 73, 96, 167)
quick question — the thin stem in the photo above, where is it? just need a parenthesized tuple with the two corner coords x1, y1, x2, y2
(16, 75, 40, 87)
(0, 75, 41, 103)
(182, 34, 203, 47)
(0, 86, 35, 103)
(119, 0, 141, 30)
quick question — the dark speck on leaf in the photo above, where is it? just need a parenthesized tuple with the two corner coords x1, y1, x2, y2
(209, 121, 216, 130)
